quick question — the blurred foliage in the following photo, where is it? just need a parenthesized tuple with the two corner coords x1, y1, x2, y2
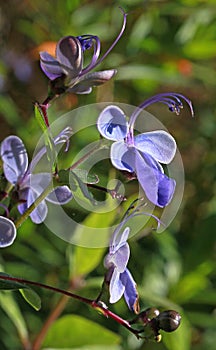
(0, 0, 216, 350)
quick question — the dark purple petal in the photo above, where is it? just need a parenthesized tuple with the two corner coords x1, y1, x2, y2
(110, 142, 135, 172)
(120, 268, 139, 312)
(109, 268, 125, 303)
(1, 136, 28, 184)
(97, 105, 128, 141)
(0, 216, 17, 248)
(56, 36, 83, 77)
(40, 52, 65, 80)
(157, 173, 176, 207)
(134, 130, 176, 164)
(135, 151, 175, 207)
(46, 185, 72, 204)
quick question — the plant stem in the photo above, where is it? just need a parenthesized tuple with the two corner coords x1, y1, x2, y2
(0, 274, 140, 339)
(15, 183, 54, 229)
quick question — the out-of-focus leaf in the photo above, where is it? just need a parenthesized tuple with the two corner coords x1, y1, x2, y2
(0, 272, 41, 310)
(169, 262, 212, 303)
(0, 292, 29, 344)
(42, 315, 121, 348)
(71, 246, 105, 277)
(0, 272, 27, 290)
(162, 312, 191, 350)
(43, 346, 121, 350)
(183, 40, 216, 59)
(187, 311, 216, 328)
(19, 288, 41, 311)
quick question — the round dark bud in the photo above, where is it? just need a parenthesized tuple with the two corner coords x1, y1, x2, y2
(139, 307, 160, 325)
(156, 310, 181, 332)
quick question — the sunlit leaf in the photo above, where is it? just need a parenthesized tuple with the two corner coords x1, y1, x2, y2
(19, 288, 41, 311)
(42, 315, 121, 348)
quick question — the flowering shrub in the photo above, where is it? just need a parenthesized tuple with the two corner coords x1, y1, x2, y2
(0, 6, 200, 350)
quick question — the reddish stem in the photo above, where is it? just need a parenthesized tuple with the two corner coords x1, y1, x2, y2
(0, 275, 140, 339)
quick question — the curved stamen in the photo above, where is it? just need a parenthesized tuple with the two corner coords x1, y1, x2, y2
(80, 35, 101, 74)
(129, 93, 194, 133)
(82, 8, 127, 75)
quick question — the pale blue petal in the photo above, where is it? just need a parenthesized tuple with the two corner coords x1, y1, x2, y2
(97, 106, 128, 141)
(111, 227, 130, 252)
(56, 36, 83, 77)
(1, 136, 28, 184)
(0, 216, 17, 248)
(46, 185, 73, 204)
(134, 130, 176, 164)
(27, 189, 48, 224)
(109, 268, 125, 303)
(110, 141, 135, 172)
(40, 52, 65, 80)
(112, 242, 130, 272)
(28, 173, 51, 194)
(120, 268, 139, 312)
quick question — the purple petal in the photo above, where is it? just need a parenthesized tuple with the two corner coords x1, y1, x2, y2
(0, 216, 17, 248)
(97, 106, 128, 141)
(46, 185, 72, 204)
(1, 136, 28, 184)
(79, 69, 117, 86)
(40, 52, 65, 80)
(110, 142, 135, 172)
(134, 130, 176, 164)
(28, 173, 52, 193)
(110, 226, 130, 252)
(113, 242, 130, 272)
(27, 189, 48, 224)
(157, 173, 176, 207)
(56, 36, 83, 77)
(109, 268, 125, 303)
(120, 268, 139, 312)
(68, 85, 92, 95)
(68, 69, 117, 94)
(135, 151, 175, 207)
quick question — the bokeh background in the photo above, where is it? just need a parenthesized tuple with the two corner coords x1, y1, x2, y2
(0, 0, 215, 349)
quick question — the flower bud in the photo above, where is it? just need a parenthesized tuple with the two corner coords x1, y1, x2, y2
(156, 310, 181, 332)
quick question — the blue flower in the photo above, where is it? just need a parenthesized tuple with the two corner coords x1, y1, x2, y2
(97, 93, 193, 207)
(0, 216, 17, 248)
(39, 11, 127, 97)
(104, 224, 139, 312)
(0, 128, 73, 224)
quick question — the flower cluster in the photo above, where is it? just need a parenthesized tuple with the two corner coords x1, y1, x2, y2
(0, 8, 192, 345)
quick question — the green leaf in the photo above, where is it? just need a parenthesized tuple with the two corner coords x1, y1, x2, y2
(0, 272, 41, 310)
(71, 246, 106, 276)
(162, 312, 191, 350)
(72, 168, 99, 184)
(42, 315, 120, 348)
(0, 292, 29, 343)
(19, 288, 41, 311)
(70, 170, 97, 205)
(43, 346, 121, 350)
(0, 272, 28, 290)
(34, 103, 57, 172)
